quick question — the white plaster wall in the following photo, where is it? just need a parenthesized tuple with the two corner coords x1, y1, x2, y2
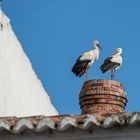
(0, 10, 58, 117)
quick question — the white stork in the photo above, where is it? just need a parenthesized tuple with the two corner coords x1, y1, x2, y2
(72, 40, 101, 81)
(100, 48, 123, 80)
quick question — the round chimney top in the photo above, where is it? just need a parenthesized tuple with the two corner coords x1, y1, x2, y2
(79, 80, 128, 115)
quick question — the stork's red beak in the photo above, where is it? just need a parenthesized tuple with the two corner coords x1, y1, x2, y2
(112, 50, 118, 55)
(97, 44, 102, 49)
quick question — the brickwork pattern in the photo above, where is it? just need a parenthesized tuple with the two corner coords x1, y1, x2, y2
(79, 80, 128, 114)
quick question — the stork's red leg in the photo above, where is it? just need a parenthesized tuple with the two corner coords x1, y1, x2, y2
(85, 67, 88, 81)
(113, 69, 116, 80)
(111, 69, 115, 80)
(111, 69, 113, 80)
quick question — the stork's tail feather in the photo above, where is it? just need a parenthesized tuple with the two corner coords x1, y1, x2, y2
(72, 60, 91, 77)
(100, 64, 108, 73)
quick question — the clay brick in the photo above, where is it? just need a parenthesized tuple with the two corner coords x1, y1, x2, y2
(79, 80, 128, 115)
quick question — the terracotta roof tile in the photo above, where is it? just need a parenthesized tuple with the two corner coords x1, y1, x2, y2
(0, 113, 139, 133)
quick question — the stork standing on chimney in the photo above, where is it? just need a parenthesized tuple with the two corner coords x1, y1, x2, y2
(100, 48, 123, 80)
(72, 40, 102, 81)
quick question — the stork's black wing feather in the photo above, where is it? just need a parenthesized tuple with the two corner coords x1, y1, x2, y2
(76, 55, 82, 62)
(104, 57, 113, 63)
(72, 59, 91, 77)
(100, 57, 112, 73)
(100, 57, 120, 73)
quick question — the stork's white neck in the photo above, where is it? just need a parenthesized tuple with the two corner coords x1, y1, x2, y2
(94, 45, 100, 50)
(92, 45, 100, 60)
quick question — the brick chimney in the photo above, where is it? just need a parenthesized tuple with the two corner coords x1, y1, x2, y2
(79, 80, 128, 114)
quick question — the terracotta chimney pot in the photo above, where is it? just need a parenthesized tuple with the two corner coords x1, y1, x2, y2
(79, 80, 128, 114)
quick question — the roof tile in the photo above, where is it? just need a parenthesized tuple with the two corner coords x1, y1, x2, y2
(0, 113, 139, 133)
